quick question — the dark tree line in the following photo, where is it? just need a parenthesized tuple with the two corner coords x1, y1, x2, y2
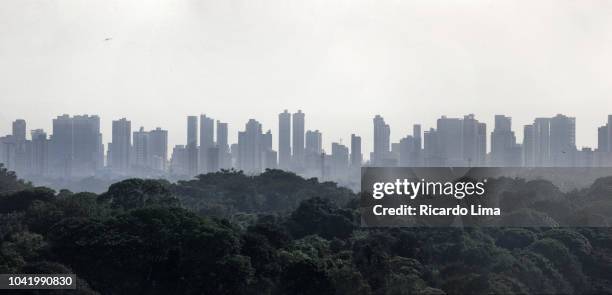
(1, 166, 612, 294)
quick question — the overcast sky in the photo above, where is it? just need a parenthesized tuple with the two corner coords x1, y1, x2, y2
(1, 0, 611, 157)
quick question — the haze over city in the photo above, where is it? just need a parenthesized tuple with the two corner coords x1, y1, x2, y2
(3, 2, 612, 295)
(2, 0, 612, 154)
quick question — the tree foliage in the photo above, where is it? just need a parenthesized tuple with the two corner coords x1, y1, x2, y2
(0, 169, 611, 294)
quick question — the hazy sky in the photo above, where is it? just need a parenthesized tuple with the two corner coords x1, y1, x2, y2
(1, 0, 611, 157)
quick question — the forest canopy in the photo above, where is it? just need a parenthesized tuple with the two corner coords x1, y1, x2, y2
(1, 166, 612, 294)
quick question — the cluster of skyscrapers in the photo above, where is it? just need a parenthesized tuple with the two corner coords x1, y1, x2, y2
(1, 112, 611, 185)
(373, 114, 611, 168)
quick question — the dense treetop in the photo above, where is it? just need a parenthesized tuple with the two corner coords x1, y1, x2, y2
(1, 168, 612, 294)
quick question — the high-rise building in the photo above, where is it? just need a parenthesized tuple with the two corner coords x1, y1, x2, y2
(423, 128, 441, 166)
(422, 115, 486, 167)
(0, 135, 17, 172)
(391, 142, 401, 165)
(597, 115, 612, 153)
(395, 125, 423, 167)
(398, 136, 415, 166)
(292, 110, 305, 170)
(132, 127, 149, 169)
(598, 126, 609, 152)
(238, 119, 263, 173)
(304, 130, 322, 172)
(199, 114, 215, 173)
(413, 125, 422, 152)
(261, 130, 273, 152)
(478, 123, 487, 165)
(50, 115, 74, 177)
(216, 121, 230, 169)
(49, 115, 101, 177)
(187, 116, 198, 147)
(460, 114, 487, 166)
(372, 115, 391, 166)
(331, 142, 349, 179)
(11, 119, 28, 175)
(533, 118, 551, 166)
(305, 130, 322, 155)
(523, 115, 576, 167)
(148, 127, 168, 171)
(491, 115, 516, 166)
(262, 130, 277, 170)
(12, 119, 26, 143)
(436, 116, 463, 166)
(207, 146, 220, 172)
(30, 129, 48, 176)
(576, 147, 595, 167)
(549, 114, 576, 166)
(265, 149, 278, 170)
(111, 118, 131, 173)
(350, 134, 362, 168)
(230, 143, 239, 167)
(278, 110, 291, 170)
(72, 115, 103, 176)
(398, 129, 425, 167)
(170, 145, 188, 175)
(523, 125, 535, 167)
(187, 116, 198, 176)
(237, 120, 277, 173)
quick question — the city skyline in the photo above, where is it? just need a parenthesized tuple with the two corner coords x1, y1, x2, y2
(2, 111, 611, 152)
(0, 111, 609, 160)
(1, 111, 610, 165)
(1, 110, 611, 194)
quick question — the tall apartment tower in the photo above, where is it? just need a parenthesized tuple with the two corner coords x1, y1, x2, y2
(597, 115, 612, 152)
(186, 116, 198, 176)
(304, 130, 323, 172)
(111, 118, 131, 173)
(148, 127, 168, 171)
(50, 115, 74, 177)
(30, 129, 48, 176)
(398, 125, 423, 167)
(436, 116, 463, 166)
(462, 114, 486, 166)
(549, 114, 576, 166)
(12, 119, 26, 142)
(491, 115, 521, 166)
(413, 124, 423, 166)
(350, 134, 362, 168)
(524, 114, 576, 167)
(238, 119, 263, 174)
(11, 119, 28, 175)
(199, 114, 215, 173)
(331, 142, 349, 179)
(262, 130, 277, 170)
(372, 115, 390, 166)
(413, 125, 422, 150)
(523, 125, 535, 167)
(278, 110, 291, 170)
(292, 110, 305, 170)
(216, 121, 230, 169)
(305, 130, 323, 154)
(132, 127, 149, 169)
(491, 115, 513, 165)
(533, 118, 551, 166)
(170, 145, 189, 175)
(599, 126, 609, 152)
(70, 115, 102, 177)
